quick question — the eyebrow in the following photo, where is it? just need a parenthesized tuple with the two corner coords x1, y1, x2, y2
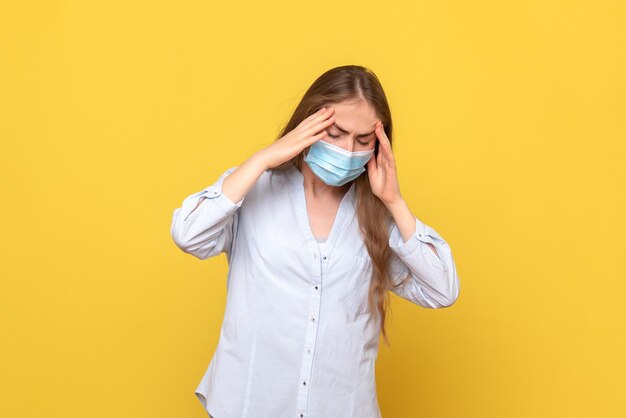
(331, 122, 376, 138)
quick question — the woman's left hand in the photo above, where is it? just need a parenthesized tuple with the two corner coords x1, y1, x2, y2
(367, 121, 402, 206)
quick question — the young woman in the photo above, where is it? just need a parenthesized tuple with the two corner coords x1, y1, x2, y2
(171, 65, 460, 418)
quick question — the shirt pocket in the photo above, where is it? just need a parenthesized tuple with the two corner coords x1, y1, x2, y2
(339, 254, 374, 316)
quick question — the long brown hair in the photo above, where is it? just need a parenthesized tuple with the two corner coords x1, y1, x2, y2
(271, 65, 409, 346)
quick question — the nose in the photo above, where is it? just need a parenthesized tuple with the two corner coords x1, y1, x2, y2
(340, 138, 355, 152)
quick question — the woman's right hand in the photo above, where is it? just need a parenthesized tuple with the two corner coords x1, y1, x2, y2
(256, 106, 336, 170)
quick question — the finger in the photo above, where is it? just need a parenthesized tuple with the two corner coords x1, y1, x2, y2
(383, 153, 394, 171)
(305, 106, 329, 122)
(381, 146, 395, 171)
(304, 114, 335, 138)
(300, 106, 335, 131)
(307, 129, 327, 144)
(296, 108, 328, 132)
(376, 125, 395, 166)
(387, 150, 396, 169)
(377, 135, 391, 158)
(376, 122, 392, 151)
(377, 145, 385, 168)
(383, 137, 397, 168)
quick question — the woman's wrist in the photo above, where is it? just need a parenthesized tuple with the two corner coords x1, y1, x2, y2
(384, 196, 408, 215)
(248, 151, 271, 172)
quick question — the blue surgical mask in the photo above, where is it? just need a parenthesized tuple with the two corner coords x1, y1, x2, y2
(304, 140, 375, 186)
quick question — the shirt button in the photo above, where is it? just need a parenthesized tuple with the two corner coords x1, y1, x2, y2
(314, 285, 318, 290)
(322, 255, 327, 260)
(302, 380, 307, 386)
(310, 316, 316, 322)
(300, 414, 304, 418)
(306, 348, 311, 354)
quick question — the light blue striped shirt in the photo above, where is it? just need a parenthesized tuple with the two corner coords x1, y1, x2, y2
(171, 164, 460, 418)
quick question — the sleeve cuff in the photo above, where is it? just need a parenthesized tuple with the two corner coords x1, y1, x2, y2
(199, 166, 245, 214)
(181, 166, 244, 222)
(388, 216, 432, 258)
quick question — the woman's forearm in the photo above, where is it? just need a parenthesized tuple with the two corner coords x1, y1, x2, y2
(386, 198, 439, 257)
(219, 152, 268, 205)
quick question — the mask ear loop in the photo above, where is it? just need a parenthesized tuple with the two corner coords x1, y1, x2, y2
(303, 144, 312, 159)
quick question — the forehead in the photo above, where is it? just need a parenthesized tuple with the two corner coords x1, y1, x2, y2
(329, 100, 379, 131)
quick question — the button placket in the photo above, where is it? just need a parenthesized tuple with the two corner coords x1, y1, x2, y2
(296, 244, 324, 415)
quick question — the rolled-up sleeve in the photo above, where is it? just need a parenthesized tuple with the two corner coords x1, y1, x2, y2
(387, 216, 460, 308)
(170, 166, 244, 260)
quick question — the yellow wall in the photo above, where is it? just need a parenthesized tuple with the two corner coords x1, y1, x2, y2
(1, 1, 624, 417)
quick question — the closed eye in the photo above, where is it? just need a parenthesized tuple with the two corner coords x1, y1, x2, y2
(327, 132, 373, 146)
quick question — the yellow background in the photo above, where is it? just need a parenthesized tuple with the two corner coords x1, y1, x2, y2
(1, 1, 624, 417)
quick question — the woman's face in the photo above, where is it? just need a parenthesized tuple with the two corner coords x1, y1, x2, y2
(320, 100, 379, 153)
